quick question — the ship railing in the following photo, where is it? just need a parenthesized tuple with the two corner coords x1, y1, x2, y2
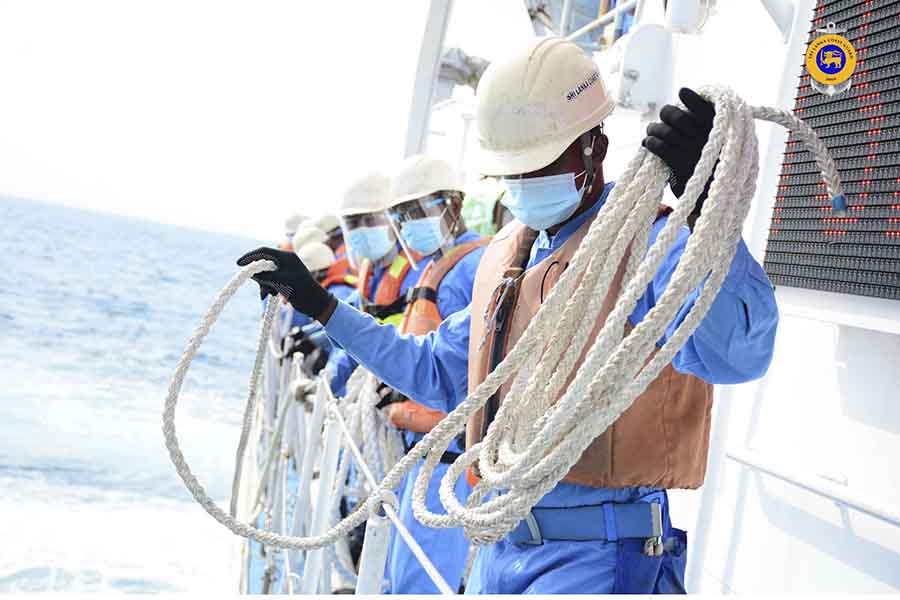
(325, 380, 454, 594)
(726, 446, 900, 529)
(242, 338, 454, 595)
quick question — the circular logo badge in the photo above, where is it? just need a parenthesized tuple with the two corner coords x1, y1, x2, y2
(806, 33, 856, 85)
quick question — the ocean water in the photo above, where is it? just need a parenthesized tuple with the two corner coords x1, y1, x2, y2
(0, 196, 269, 593)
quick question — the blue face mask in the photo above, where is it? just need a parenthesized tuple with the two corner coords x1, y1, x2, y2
(500, 171, 586, 231)
(347, 226, 394, 261)
(400, 215, 448, 256)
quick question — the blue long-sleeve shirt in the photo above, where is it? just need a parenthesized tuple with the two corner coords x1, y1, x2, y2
(325, 183, 778, 504)
(298, 284, 356, 354)
(400, 231, 485, 448)
(326, 245, 434, 395)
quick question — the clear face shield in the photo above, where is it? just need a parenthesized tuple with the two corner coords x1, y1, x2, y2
(339, 211, 398, 270)
(386, 193, 456, 269)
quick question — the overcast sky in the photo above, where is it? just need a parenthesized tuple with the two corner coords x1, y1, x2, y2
(0, 1, 532, 240)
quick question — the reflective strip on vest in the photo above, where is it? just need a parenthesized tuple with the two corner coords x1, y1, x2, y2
(388, 255, 409, 279)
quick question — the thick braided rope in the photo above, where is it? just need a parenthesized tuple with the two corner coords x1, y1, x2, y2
(164, 86, 842, 550)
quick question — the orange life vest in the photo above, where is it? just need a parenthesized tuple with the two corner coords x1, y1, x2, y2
(399, 239, 491, 336)
(321, 248, 354, 290)
(321, 272, 358, 290)
(356, 251, 421, 325)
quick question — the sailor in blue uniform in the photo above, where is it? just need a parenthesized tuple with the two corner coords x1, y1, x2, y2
(377, 154, 486, 594)
(237, 38, 778, 595)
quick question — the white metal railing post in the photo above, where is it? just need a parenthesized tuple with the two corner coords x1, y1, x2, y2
(300, 409, 343, 594)
(560, 0, 575, 35)
(354, 510, 392, 594)
(566, 0, 637, 41)
(403, 0, 454, 157)
(288, 381, 328, 573)
(457, 111, 474, 185)
(270, 452, 287, 531)
(279, 368, 310, 595)
(270, 417, 290, 535)
(277, 448, 294, 595)
(236, 379, 266, 593)
(290, 390, 308, 498)
(326, 399, 454, 595)
(288, 364, 310, 477)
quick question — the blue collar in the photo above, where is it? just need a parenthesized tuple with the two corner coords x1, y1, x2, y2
(535, 181, 615, 252)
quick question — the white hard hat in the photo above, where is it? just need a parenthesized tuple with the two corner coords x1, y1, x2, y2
(295, 241, 336, 272)
(390, 154, 462, 207)
(311, 213, 341, 233)
(292, 224, 327, 250)
(475, 36, 615, 177)
(284, 212, 307, 237)
(338, 172, 391, 217)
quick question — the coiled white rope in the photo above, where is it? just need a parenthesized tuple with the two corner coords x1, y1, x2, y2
(163, 86, 843, 551)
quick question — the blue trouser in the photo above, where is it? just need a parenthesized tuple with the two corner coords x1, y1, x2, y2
(387, 459, 471, 594)
(465, 489, 687, 594)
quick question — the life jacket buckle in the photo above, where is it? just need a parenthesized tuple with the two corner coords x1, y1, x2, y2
(643, 536, 664, 557)
(477, 273, 519, 351)
(642, 501, 664, 557)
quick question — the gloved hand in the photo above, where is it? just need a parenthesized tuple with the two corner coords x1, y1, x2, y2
(237, 247, 334, 319)
(374, 383, 404, 410)
(642, 88, 717, 222)
(302, 347, 330, 377)
(285, 328, 317, 359)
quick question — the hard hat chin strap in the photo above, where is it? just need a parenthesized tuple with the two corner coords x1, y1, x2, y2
(579, 132, 597, 198)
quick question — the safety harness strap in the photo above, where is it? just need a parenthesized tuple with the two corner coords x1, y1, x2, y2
(373, 252, 420, 306)
(404, 286, 438, 305)
(420, 238, 491, 292)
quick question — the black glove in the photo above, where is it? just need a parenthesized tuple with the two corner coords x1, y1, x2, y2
(285, 329, 317, 359)
(374, 383, 404, 410)
(642, 87, 716, 202)
(236, 247, 333, 318)
(302, 348, 330, 377)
